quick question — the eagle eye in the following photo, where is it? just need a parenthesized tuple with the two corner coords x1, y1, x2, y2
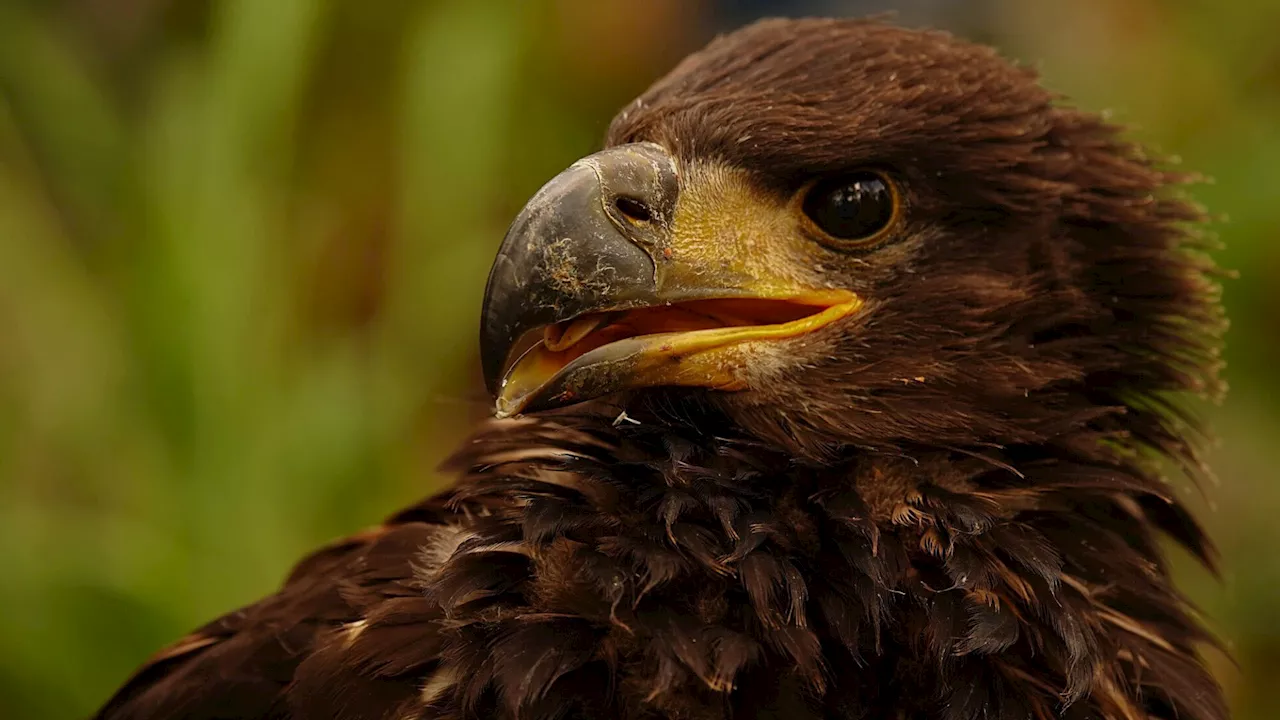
(800, 171, 900, 246)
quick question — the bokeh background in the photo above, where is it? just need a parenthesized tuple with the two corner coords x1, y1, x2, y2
(1, 0, 1277, 717)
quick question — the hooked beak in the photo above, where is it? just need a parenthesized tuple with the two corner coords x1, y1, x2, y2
(479, 142, 860, 417)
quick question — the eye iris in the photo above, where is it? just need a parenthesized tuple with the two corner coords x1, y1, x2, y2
(803, 172, 896, 241)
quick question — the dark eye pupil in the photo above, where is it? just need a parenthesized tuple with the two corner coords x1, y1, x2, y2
(803, 172, 896, 241)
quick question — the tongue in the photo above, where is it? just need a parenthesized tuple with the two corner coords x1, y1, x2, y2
(543, 314, 609, 352)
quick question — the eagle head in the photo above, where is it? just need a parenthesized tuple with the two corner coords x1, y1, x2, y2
(479, 18, 1223, 461)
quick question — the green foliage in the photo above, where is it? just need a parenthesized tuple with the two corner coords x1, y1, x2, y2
(0, 1, 1275, 718)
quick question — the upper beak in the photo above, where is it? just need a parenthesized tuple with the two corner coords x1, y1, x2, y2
(479, 142, 860, 417)
(480, 142, 678, 398)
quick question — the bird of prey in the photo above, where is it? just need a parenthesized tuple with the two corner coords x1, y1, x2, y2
(94, 17, 1230, 720)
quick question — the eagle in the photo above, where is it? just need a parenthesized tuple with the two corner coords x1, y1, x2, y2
(94, 17, 1230, 720)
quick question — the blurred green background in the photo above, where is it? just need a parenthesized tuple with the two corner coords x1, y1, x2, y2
(1, 0, 1277, 717)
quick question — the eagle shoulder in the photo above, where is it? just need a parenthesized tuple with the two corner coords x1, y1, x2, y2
(92, 497, 464, 720)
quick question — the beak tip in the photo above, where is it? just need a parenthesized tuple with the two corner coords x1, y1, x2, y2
(493, 388, 513, 418)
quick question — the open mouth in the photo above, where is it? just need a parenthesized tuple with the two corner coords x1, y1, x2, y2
(495, 290, 861, 415)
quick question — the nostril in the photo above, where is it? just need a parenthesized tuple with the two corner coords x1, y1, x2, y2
(614, 196, 653, 224)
